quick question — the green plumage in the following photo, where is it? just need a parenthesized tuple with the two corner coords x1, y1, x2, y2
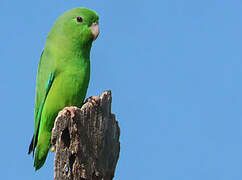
(28, 8, 99, 170)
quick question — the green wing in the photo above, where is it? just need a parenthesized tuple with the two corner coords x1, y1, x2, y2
(28, 50, 54, 154)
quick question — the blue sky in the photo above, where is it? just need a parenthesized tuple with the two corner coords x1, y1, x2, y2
(1, 0, 242, 179)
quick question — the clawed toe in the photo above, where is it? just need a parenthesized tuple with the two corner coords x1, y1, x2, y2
(64, 107, 76, 118)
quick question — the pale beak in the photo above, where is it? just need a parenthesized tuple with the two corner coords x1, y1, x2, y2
(90, 22, 99, 40)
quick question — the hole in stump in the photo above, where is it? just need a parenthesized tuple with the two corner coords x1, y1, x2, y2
(61, 127, 70, 148)
(69, 153, 76, 170)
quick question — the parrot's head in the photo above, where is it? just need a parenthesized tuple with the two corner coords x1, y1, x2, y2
(48, 8, 99, 49)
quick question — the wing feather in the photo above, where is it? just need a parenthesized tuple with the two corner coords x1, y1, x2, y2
(28, 50, 55, 154)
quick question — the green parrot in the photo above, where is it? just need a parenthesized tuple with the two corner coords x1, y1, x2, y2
(28, 7, 99, 170)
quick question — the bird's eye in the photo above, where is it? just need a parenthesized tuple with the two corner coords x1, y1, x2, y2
(76, 16, 83, 23)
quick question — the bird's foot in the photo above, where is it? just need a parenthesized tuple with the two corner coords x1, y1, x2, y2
(50, 146, 56, 152)
(64, 106, 77, 119)
(85, 96, 100, 106)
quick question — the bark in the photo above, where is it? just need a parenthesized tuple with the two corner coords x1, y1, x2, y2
(51, 90, 120, 180)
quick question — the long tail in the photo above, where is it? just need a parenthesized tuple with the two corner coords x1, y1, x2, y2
(28, 133, 50, 170)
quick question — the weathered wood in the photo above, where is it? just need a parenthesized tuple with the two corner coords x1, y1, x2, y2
(51, 90, 120, 180)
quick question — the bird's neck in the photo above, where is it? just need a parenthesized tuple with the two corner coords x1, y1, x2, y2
(46, 36, 92, 62)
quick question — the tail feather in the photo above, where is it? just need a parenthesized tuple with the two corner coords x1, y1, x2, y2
(34, 146, 48, 171)
(33, 132, 51, 170)
(28, 134, 38, 155)
(28, 134, 34, 155)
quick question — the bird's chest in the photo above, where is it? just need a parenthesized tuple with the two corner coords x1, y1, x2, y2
(54, 68, 90, 106)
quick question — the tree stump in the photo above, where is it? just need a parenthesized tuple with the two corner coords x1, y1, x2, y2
(51, 90, 120, 180)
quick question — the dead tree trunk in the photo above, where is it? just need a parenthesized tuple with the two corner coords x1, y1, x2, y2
(51, 90, 120, 180)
